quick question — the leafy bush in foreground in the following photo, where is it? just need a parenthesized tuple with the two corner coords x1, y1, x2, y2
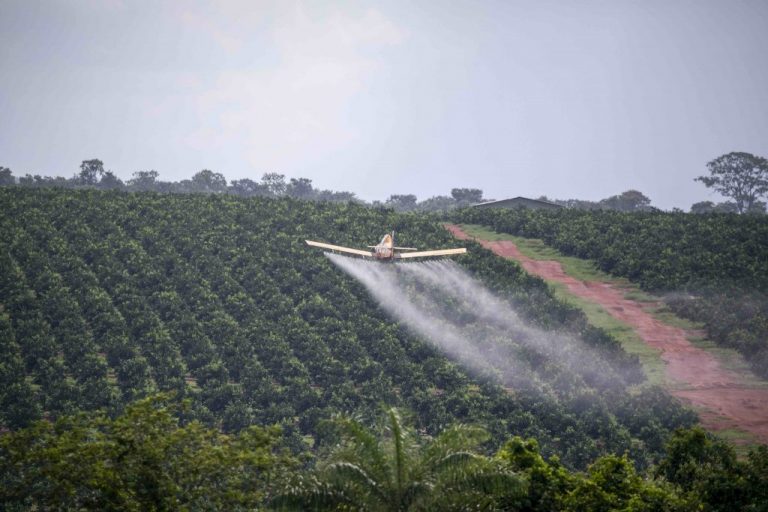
(0, 395, 291, 511)
(4, 399, 765, 511)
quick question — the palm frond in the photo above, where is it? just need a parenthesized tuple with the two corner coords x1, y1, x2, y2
(431, 451, 483, 473)
(387, 408, 407, 503)
(457, 470, 526, 496)
(270, 479, 364, 511)
(327, 415, 391, 486)
(325, 461, 389, 503)
(400, 480, 435, 510)
(427, 472, 526, 512)
(425, 424, 490, 460)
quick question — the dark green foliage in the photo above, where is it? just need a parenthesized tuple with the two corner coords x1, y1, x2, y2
(596, 190, 653, 212)
(3, 400, 766, 511)
(0, 394, 291, 511)
(191, 169, 228, 193)
(0, 311, 40, 428)
(451, 188, 484, 204)
(566, 454, 693, 512)
(655, 427, 768, 511)
(78, 159, 105, 186)
(0, 188, 695, 469)
(496, 436, 575, 511)
(0, 167, 13, 186)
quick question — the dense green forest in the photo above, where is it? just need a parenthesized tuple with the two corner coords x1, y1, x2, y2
(454, 207, 768, 378)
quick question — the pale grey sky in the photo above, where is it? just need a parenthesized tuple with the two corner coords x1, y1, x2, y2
(2, 0, 767, 209)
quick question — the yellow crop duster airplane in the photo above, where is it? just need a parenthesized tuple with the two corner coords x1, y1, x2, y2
(306, 232, 467, 260)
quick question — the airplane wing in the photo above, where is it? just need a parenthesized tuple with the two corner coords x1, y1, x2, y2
(306, 240, 374, 258)
(396, 248, 467, 259)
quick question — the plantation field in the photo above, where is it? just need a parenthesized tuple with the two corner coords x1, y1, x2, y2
(449, 221, 768, 447)
(454, 208, 768, 380)
(0, 187, 698, 469)
(3, 188, 768, 509)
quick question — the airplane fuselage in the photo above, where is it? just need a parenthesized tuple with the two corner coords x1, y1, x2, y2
(373, 233, 395, 259)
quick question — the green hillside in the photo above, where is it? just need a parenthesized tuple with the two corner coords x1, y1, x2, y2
(453, 207, 768, 378)
(0, 188, 694, 469)
(454, 207, 768, 290)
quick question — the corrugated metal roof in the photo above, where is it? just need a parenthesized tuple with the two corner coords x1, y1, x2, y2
(472, 196, 562, 208)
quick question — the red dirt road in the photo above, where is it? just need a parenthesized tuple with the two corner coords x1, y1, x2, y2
(446, 224, 768, 444)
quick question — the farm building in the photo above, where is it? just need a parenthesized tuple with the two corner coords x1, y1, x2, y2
(473, 197, 563, 210)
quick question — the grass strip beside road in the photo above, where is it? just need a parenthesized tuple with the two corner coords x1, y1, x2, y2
(459, 224, 666, 387)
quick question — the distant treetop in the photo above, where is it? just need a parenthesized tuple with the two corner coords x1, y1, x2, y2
(696, 152, 768, 214)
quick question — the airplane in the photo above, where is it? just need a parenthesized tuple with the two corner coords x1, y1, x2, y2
(306, 231, 467, 260)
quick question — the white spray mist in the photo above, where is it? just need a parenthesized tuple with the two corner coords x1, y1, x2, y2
(326, 253, 621, 392)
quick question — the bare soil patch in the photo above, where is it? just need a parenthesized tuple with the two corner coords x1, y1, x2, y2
(447, 224, 768, 444)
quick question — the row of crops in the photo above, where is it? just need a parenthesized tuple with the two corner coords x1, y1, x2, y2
(454, 207, 768, 290)
(454, 207, 768, 377)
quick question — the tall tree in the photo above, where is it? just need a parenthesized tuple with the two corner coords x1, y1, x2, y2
(286, 177, 314, 199)
(450, 188, 483, 204)
(690, 201, 716, 214)
(696, 152, 768, 214)
(0, 167, 13, 186)
(191, 169, 227, 193)
(78, 159, 105, 186)
(385, 194, 418, 212)
(261, 173, 287, 196)
(98, 171, 124, 190)
(599, 190, 652, 212)
(230, 178, 268, 197)
(128, 170, 160, 191)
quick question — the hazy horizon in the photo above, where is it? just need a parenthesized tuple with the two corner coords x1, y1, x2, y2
(2, 0, 767, 209)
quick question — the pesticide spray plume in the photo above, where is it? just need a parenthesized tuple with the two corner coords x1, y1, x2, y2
(326, 253, 625, 393)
